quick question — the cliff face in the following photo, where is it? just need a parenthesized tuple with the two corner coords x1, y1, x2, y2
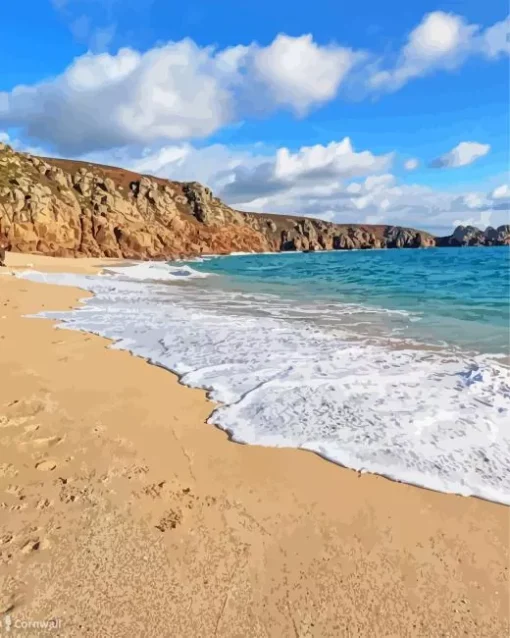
(0, 144, 271, 258)
(436, 224, 510, 247)
(0, 143, 504, 259)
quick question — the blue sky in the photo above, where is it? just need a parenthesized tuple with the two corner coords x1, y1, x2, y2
(0, 0, 508, 234)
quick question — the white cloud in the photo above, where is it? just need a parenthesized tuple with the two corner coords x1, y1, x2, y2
(83, 142, 267, 191)
(404, 158, 419, 171)
(218, 138, 393, 202)
(368, 12, 509, 92)
(482, 17, 510, 58)
(430, 141, 490, 168)
(491, 184, 510, 200)
(402, 11, 472, 64)
(0, 43, 234, 154)
(0, 35, 356, 155)
(249, 34, 357, 114)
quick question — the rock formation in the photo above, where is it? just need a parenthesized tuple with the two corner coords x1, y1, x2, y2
(0, 143, 506, 259)
(0, 144, 268, 259)
(436, 224, 510, 247)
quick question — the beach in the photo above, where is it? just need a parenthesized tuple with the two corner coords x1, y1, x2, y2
(0, 253, 508, 637)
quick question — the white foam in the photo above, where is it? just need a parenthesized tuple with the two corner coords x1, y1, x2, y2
(104, 261, 211, 281)
(17, 269, 510, 505)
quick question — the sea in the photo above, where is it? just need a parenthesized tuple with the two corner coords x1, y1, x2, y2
(19, 246, 510, 504)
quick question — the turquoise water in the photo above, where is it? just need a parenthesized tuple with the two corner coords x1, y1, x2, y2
(191, 247, 510, 355)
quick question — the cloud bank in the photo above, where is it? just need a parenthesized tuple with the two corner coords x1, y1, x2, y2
(0, 12, 508, 154)
(0, 35, 356, 154)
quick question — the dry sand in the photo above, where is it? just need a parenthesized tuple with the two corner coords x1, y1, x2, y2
(0, 253, 508, 637)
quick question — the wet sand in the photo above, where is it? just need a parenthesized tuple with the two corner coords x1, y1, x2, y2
(0, 253, 508, 637)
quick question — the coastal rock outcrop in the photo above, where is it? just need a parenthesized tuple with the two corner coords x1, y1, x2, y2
(0, 144, 505, 259)
(436, 224, 510, 247)
(0, 145, 268, 259)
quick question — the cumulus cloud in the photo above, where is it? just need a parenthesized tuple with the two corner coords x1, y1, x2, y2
(430, 141, 490, 168)
(368, 12, 509, 92)
(219, 138, 393, 203)
(404, 158, 419, 171)
(82, 142, 268, 191)
(0, 35, 356, 155)
(0, 43, 234, 154)
(249, 34, 357, 115)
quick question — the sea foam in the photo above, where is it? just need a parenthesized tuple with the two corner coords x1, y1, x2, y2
(17, 268, 510, 505)
(104, 261, 211, 280)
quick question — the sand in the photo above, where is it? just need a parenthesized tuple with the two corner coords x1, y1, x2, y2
(0, 252, 508, 637)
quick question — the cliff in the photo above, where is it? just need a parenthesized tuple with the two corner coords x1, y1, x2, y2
(0, 143, 506, 259)
(436, 224, 510, 247)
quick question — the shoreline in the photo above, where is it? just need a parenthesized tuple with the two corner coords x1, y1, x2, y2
(18, 255, 510, 506)
(0, 253, 509, 636)
(14, 274, 510, 508)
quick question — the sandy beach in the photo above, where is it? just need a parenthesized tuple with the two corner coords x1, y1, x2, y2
(0, 253, 508, 637)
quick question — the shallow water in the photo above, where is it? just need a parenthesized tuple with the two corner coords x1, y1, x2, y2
(188, 246, 510, 355)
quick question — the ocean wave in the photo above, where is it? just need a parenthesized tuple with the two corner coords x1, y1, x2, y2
(104, 262, 211, 281)
(17, 268, 510, 505)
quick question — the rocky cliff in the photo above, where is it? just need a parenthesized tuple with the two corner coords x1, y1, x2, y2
(436, 224, 510, 247)
(0, 143, 506, 259)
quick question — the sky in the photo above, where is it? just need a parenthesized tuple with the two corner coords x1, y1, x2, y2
(0, 1, 509, 235)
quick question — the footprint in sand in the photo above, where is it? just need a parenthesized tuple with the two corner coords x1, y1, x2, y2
(4, 484, 24, 498)
(22, 436, 63, 449)
(35, 460, 57, 472)
(0, 464, 17, 478)
(20, 539, 40, 554)
(7, 395, 58, 417)
(20, 537, 50, 554)
(140, 481, 169, 499)
(1, 532, 14, 545)
(24, 423, 40, 433)
(36, 498, 53, 510)
(10, 502, 28, 512)
(155, 509, 182, 532)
